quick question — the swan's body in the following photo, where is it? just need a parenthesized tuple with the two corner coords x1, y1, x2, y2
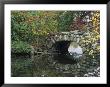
(68, 42, 83, 59)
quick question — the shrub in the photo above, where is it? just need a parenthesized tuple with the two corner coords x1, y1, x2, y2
(11, 41, 32, 53)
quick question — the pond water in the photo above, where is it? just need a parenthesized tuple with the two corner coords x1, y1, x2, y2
(11, 53, 100, 77)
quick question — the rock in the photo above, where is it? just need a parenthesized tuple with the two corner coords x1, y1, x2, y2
(77, 63, 81, 68)
(64, 65, 70, 70)
(84, 67, 100, 77)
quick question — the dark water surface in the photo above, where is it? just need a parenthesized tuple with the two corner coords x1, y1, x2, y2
(11, 53, 100, 77)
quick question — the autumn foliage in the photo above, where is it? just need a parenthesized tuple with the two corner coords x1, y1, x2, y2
(11, 11, 100, 58)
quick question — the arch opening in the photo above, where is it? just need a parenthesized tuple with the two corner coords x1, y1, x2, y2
(53, 41, 71, 54)
(52, 41, 78, 64)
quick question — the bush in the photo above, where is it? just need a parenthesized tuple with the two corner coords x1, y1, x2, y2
(79, 30, 100, 58)
(11, 41, 32, 53)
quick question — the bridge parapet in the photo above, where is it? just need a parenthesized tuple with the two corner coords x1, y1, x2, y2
(52, 30, 83, 43)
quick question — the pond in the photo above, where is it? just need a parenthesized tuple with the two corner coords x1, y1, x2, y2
(11, 52, 100, 77)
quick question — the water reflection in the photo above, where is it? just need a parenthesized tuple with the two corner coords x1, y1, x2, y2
(53, 53, 78, 64)
(11, 51, 100, 77)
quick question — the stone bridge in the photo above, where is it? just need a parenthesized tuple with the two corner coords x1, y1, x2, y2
(34, 30, 87, 53)
(50, 30, 84, 44)
(29, 30, 84, 63)
(44, 30, 85, 55)
(31, 30, 90, 63)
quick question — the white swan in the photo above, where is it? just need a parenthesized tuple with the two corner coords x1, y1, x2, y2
(68, 42, 83, 59)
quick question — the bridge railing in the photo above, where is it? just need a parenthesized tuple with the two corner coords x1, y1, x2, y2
(51, 30, 83, 42)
